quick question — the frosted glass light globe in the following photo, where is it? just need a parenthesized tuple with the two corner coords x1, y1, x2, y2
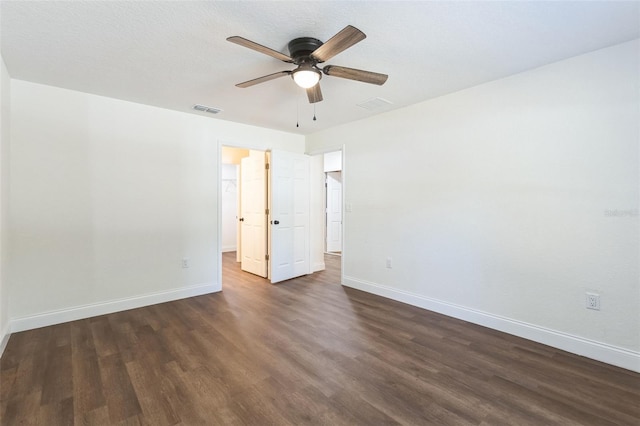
(292, 68, 320, 88)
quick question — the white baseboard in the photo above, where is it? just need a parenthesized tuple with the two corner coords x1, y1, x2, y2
(221, 246, 237, 253)
(10, 282, 220, 333)
(0, 324, 10, 359)
(343, 275, 640, 373)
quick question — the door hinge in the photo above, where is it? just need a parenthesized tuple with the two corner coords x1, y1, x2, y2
(265, 254, 270, 261)
(265, 208, 269, 215)
(265, 163, 270, 170)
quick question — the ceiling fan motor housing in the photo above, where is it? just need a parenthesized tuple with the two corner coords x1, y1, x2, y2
(288, 37, 323, 64)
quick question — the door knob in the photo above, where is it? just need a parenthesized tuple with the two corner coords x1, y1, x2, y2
(239, 217, 244, 222)
(273, 220, 280, 225)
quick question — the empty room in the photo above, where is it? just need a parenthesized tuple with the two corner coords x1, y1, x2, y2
(0, 1, 639, 425)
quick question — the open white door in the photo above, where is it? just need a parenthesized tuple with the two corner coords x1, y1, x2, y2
(236, 165, 241, 263)
(326, 171, 342, 253)
(270, 150, 310, 283)
(240, 150, 267, 277)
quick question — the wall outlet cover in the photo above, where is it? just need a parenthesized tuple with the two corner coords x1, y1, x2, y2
(586, 292, 600, 310)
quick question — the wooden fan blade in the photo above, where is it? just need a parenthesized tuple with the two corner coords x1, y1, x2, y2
(306, 84, 323, 104)
(227, 36, 293, 63)
(236, 71, 291, 88)
(310, 25, 366, 63)
(323, 65, 388, 85)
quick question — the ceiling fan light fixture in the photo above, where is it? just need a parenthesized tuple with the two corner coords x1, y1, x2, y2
(292, 66, 321, 88)
(229, 25, 388, 103)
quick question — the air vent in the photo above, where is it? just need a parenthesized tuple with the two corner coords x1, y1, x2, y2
(356, 97, 393, 111)
(193, 104, 222, 114)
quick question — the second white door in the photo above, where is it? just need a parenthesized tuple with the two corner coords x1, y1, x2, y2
(326, 171, 342, 253)
(240, 150, 267, 277)
(269, 150, 310, 283)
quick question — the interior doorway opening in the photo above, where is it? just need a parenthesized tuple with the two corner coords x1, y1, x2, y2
(220, 146, 249, 263)
(219, 144, 315, 287)
(221, 146, 270, 280)
(323, 150, 343, 256)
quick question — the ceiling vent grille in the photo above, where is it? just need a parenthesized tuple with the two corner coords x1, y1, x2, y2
(356, 97, 393, 111)
(193, 104, 222, 114)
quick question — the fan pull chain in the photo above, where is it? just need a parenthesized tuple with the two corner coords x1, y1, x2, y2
(296, 96, 300, 128)
(313, 104, 317, 121)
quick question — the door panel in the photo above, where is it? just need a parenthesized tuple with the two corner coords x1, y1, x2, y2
(270, 150, 310, 283)
(240, 150, 267, 277)
(326, 171, 342, 253)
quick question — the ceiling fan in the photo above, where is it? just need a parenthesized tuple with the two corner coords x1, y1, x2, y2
(227, 25, 388, 104)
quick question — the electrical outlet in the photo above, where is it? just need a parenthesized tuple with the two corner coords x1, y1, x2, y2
(586, 293, 600, 310)
(182, 258, 190, 269)
(386, 257, 392, 269)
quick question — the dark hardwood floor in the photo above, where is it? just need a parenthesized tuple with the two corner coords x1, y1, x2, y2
(1, 253, 639, 425)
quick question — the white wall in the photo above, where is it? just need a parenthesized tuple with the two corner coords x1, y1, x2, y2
(221, 163, 238, 252)
(0, 56, 10, 355)
(323, 151, 342, 172)
(9, 80, 304, 331)
(307, 40, 640, 371)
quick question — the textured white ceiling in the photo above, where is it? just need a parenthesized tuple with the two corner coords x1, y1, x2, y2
(2, 1, 639, 135)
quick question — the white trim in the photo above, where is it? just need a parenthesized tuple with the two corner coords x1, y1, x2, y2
(342, 275, 640, 373)
(340, 145, 346, 294)
(219, 139, 268, 152)
(10, 282, 219, 333)
(221, 245, 237, 253)
(312, 261, 326, 273)
(0, 325, 10, 358)
(217, 140, 223, 293)
(306, 144, 346, 156)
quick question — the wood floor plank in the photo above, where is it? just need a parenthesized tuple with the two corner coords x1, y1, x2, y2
(3, 390, 41, 425)
(71, 351, 105, 416)
(124, 360, 180, 426)
(37, 397, 74, 426)
(327, 389, 402, 426)
(74, 405, 111, 426)
(228, 377, 295, 426)
(90, 317, 119, 358)
(40, 338, 72, 405)
(2, 328, 49, 401)
(98, 353, 142, 423)
(1, 252, 639, 425)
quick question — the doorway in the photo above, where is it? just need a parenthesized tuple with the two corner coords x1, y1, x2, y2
(220, 145, 249, 261)
(323, 150, 343, 256)
(219, 145, 313, 286)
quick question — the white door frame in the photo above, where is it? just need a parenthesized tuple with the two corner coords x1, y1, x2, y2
(218, 141, 345, 288)
(306, 145, 346, 286)
(218, 140, 272, 289)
